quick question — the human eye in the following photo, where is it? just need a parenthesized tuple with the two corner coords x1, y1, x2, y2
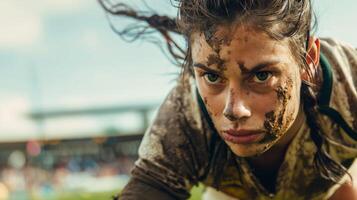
(203, 72, 223, 84)
(252, 71, 273, 83)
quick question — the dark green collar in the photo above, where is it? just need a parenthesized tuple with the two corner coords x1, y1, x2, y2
(318, 53, 333, 106)
(317, 53, 357, 140)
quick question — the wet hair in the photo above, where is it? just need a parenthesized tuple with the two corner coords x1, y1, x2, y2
(99, 0, 349, 187)
(176, 0, 349, 185)
(177, 0, 313, 76)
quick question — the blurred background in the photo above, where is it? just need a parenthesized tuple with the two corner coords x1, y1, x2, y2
(0, 0, 356, 199)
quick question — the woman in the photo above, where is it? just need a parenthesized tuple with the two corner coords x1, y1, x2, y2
(101, 0, 357, 199)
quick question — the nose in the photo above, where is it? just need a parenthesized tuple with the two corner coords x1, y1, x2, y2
(223, 88, 251, 121)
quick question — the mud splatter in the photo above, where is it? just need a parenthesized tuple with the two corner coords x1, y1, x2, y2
(204, 26, 216, 46)
(260, 111, 278, 144)
(203, 26, 234, 73)
(207, 35, 232, 53)
(204, 25, 232, 53)
(207, 54, 226, 71)
(276, 85, 291, 102)
(263, 79, 294, 141)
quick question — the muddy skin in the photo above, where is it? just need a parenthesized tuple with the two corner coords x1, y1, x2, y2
(203, 25, 216, 46)
(207, 54, 226, 72)
(204, 26, 233, 72)
(262, 79, 294, 144)
(223, 88, 237, 121)
(203, 96, 220, 117)
(204, 29, 232, 53)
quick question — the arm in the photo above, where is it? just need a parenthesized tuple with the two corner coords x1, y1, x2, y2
(120, 80, 210, 199)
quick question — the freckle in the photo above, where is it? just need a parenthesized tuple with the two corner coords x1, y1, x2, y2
(227, 50, 231, 55)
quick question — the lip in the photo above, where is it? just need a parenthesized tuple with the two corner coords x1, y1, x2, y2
(222, 129, 265, 144)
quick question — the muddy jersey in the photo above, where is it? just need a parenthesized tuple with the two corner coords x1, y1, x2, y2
(120, 38, 357, 200)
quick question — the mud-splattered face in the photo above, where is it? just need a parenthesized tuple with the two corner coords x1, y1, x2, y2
(191, 24, 302, 157)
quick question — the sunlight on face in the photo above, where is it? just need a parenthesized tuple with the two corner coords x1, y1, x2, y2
(191, 25, 302, 157)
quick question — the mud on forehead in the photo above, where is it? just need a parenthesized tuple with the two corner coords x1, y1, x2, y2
(201, 26, 234, 72)
(203, 25, 233, 53)
(207, 54, 226, 71)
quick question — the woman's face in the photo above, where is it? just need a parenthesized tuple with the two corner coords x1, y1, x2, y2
(191, 25, 302, 157)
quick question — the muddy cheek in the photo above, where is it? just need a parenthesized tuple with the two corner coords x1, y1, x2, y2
(263, 79, 294, 140)
(263, 111, 279, 140)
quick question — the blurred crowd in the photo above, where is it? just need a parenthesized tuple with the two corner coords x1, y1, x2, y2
(0, 148, 136, 199)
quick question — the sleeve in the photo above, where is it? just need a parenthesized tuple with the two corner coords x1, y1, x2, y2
(120, 80, 210, 199)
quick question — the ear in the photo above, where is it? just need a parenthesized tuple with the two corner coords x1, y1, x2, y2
(301, 36, 320, 82)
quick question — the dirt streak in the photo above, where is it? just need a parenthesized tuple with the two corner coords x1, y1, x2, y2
(204, 26, 233, 72)
(207, 54, 226, 72)
(263, 79, 294, 142)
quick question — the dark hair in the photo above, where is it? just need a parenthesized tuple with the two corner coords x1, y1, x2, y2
(99, 0, 349, 185)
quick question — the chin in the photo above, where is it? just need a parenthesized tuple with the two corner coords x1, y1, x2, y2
(226, 141, 270, 157)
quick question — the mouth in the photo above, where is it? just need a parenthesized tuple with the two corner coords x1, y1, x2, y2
(222, 129, 265, 144)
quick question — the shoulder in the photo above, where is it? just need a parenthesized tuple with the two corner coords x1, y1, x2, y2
(142, 74, 203, 142)
(136, 74, 211, 187)
(320, 38, 357, 88)
(318, 38, 357, 148)
(319, 38, 356, 120)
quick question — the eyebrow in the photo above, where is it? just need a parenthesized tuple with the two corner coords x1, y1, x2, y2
(193, 62, 221, 74)
(238, 61, 281, 74)
(193, 60, 281, 75)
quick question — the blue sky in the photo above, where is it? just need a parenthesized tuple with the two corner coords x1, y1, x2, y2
(0, 0, 356, 141)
